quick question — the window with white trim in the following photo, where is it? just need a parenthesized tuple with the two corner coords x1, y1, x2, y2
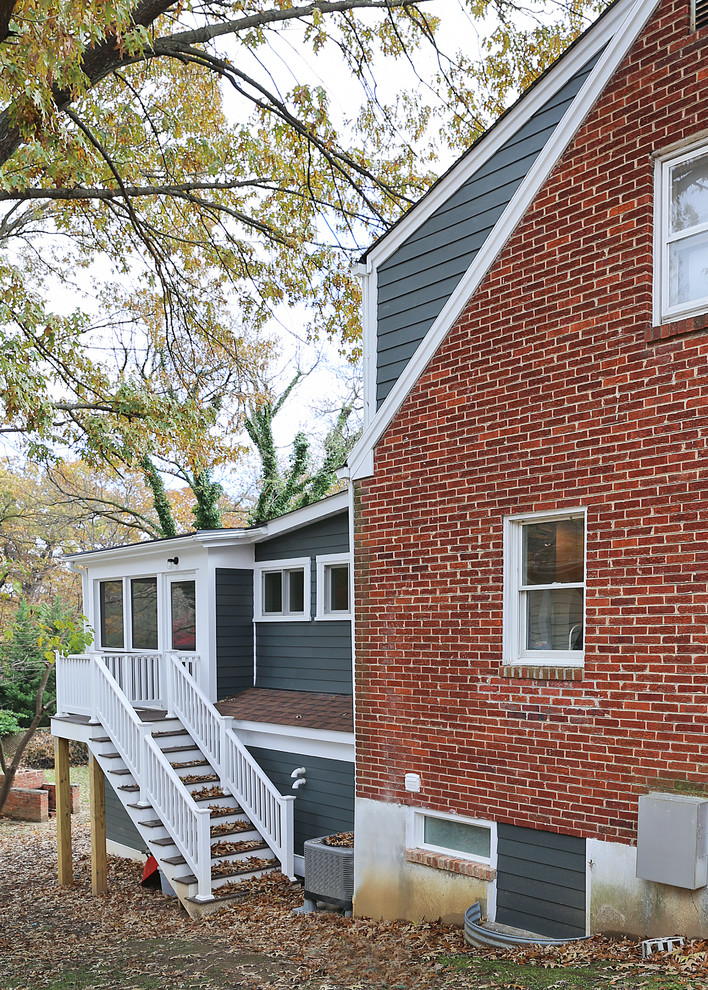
(254, 557, 310, 621)
(408, 809, 496, 865)
(316, 553, 351, 619)
(98, 576, 159, 651)
(656, 142, 708, 322)
(503, 510, 586, 666)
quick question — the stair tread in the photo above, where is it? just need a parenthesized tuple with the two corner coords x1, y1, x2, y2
(152, 729, 189, 738)
(151, 837, 177, 847)
(162, 854, 186, 866)
(118, 784, 139, 792)
(101, 751, 122, 759)
(208, 807, 243, 818)
(210, 826, 258, 839)
(161, 744, 202, 754)
(108, 768, 133, 776)
(138, 819, 162, 828)
(171, 760, 209, 769)
(174, 861, 277, 885)
(92, 736, 111, 743)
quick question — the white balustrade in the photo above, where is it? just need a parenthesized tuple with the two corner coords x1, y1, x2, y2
(55, 653, 95, 717)
(143, 735, 212, 900)
(165, 653, 295, 880)
(223, 726, 295, 880)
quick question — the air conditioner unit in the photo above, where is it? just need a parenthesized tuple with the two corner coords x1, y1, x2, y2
(636, 792, 708, 889)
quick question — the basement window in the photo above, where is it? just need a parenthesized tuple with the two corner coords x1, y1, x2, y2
(408, 809, 496, 865)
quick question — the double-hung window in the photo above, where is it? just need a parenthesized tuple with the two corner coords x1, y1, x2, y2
(255, 557, 310, 621)
(656, 143, 708, 322)
(504, 510, 586, 665)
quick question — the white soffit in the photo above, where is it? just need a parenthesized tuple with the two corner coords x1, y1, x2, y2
(349, 0, 660, 481)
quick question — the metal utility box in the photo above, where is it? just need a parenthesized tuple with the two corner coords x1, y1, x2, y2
(636, 792, 708, 889)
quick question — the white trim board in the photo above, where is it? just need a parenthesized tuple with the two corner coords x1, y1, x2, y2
(349, 0, 661, 482)
(231, 720, 355, 762)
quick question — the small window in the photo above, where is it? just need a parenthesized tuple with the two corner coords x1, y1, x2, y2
(316, 554, 352, 619)
(408, 809, 496, 864)
(656, 143, 708, 322)
(504, 510, 586, 665)
(131, 577, 158, 650)
(100, 580, 124, 649)
(255, 557, 310, 621)
(171, 580, 196, 651)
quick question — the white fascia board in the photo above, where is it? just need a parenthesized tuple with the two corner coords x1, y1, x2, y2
(64, 534, 202, 565)
(364, 0, 635, 273)
(259, 490, 349, 538)
(349, 0, 659, 482)
(231, 719, 355, 762)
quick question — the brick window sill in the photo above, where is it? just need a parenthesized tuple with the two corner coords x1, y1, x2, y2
(404, 848, 496, 881)
(645, 312, 708, 343)
(501, 665, 583, 681)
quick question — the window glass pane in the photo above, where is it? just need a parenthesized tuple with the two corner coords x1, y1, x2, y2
(263, 572, 282, 613)
(669, 230, 708, 306)
(525, 588, 584, 651)
(288, 570, 305, 613)
(100, 580, 124, 649)
(171, 581, 196, 651)
(131, 577, 158, 650)
(328, 565, 349, 612)
(424, 817, 491, 858)
(523, 518, 584, 585)
(670, 153, 708, 232)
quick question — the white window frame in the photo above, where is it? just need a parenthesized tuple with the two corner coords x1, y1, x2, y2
(315, 553, 352, 620)
(96, 575, 161, 653)
(254, 557, 311, 622)
(503, 507, 586, 667)
(407, 807, 497, 867)
(654, 140, 708, 325)
(167, 575, 198, 653)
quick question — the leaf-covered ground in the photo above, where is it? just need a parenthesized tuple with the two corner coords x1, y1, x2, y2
(1, 801, 707, 990)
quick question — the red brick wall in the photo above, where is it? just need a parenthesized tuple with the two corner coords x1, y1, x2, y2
(355, 0, 708, 845)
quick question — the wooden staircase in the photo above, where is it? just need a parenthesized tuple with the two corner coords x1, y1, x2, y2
(89, 713, 280, 916)
(56, 651, 295, 919)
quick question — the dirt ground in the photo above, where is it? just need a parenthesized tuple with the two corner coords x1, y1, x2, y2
(1, 807, 706, 990)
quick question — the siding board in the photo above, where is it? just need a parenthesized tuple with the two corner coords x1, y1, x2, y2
(105, 777, 143, 852)
(247, 747, 354, 856)
(216, 568, 254, 698)
(255, 511, 352, 695)
(496, 824, 586, 938)
(375, 53, 601, 408)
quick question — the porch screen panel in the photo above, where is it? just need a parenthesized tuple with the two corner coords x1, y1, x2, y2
(100, 580, 124, 649)
(171, 580, 196, 651)
(131, 577, 158, 650)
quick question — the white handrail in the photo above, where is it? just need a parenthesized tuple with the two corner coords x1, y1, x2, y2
(165, 653, 295, 879)
(223, 725, 296, 879)
(143, 735, 212, 900)
(68, 655, 213, 900)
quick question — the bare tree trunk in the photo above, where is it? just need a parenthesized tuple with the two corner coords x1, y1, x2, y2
(0, 661, 53, 814)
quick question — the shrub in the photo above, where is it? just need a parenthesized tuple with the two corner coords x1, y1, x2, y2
(0, 710, 21, 738)
(22, 728, 88, 768)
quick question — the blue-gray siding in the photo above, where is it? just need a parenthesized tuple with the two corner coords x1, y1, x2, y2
(216, 568, 254, 698)
(248, 746, 354, 856)
(255, 511, 352, 695)
(496, 824, 586, 938)
(106, 777, 143, 852)
(375, 52, 602, 407)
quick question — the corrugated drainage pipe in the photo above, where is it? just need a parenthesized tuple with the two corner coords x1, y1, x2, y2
(464, 902, 591, 949)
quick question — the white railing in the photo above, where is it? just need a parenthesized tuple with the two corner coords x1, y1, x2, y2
(143, 734, 212, 899)
(55, 653, 95, 717)
(58, 652, 213, 900)
(58, 650, 201, 710)
(223, 725, 295, 879)
(165, 653, 296, 879)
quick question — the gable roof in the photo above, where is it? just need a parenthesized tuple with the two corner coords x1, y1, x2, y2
(348, 0, 660, 481)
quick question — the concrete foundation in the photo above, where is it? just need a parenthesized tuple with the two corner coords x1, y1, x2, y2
(353, 798, 493, 925)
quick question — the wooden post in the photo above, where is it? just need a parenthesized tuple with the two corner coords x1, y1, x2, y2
(89, 754, 107, 895)
(54, 736, 73, 886)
